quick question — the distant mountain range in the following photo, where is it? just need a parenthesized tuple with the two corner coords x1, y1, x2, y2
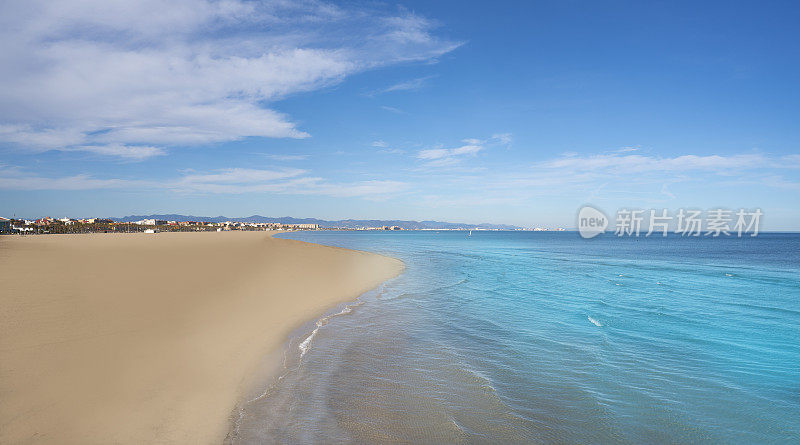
(111, 214, 523, 230)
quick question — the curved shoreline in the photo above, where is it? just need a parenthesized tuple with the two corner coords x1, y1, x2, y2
(0, 231, 404, 444)
(224, 283, 385, 443)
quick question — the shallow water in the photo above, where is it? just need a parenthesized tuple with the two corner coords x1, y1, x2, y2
(230, 231, 800, 443)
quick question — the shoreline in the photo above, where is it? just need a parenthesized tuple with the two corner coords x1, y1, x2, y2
(0, 231, 404, 444)
(224, 285, 384, 443)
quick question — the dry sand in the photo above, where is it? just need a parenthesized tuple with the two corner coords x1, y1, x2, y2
(0, 231, 403, 444)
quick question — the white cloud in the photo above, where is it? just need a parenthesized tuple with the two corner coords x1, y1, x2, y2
(537, 153, 777, 173)
(0, 175, 141, 191)
(175, 171, 408, 198)
(0, 164, 150, 190)
(758, 175, 800, 191)
(0, 164, 406, 198)
(614, 146, 640, 153)
(418, 144, 482, 160)
(492, 133, 513, 145)
(73, 144, 165, 160)
(452, 151, 800, 204)
(0, 0, 459, 158)
(263, 154, 309, 161)
(415, 134, 512, 167)
(372, 75, 435, 95)
(371, 139, 404, 154)
(0, 125, 86, 148)
(180, 167, 307, 185)
(380, 105, 406, 114)
(781, 154, 800, 165)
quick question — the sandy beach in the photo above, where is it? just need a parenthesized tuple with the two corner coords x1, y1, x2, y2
(0, 231, 403, 444)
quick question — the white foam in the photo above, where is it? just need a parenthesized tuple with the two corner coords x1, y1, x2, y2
(298, 324, 320, 357)
(233, 300, 364, 439)
(298, 303, 359, 357)
(587, 316, 603, 327)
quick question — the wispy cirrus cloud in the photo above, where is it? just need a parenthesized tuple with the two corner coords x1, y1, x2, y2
(262, 154, 310, 161)
(0, 164, 406, 198)
(369, 75, 436, 96)
(71, 144, 166, 160)
(179, 168, 307, 185)
(371, 140, 404, 154)
(0, 164, 152, 190)
(492, 133, 513, 146)
(0, 125, 165, 160)
(380, 105, 406, 114)
(0, 1, 460, 159)
(455, 151, 800, 204)
(371, 148, 800, 212)
(537, 152, 800, 174)
(418, 143, 482, 162)
(3, 148, 797, 207)
(416, 134, 512, 167)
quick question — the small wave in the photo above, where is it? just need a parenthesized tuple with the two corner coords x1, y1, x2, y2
(298, 304, 359, 357)
(298, 325, 320, 357)
(232, 301, 364, 440)
(588, 316, 603, 327)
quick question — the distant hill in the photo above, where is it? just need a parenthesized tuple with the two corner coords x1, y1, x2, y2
(111, 214, 522, 230)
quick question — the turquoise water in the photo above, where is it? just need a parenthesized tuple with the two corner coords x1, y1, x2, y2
(231, 232, 800, 443)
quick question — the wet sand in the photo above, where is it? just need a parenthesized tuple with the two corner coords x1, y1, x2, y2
(0, 231, 403, 444)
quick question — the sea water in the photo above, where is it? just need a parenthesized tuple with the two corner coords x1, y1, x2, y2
(230, 231, 800, 443)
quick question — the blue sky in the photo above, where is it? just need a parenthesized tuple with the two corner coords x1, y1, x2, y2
(1, 0, 799, 228)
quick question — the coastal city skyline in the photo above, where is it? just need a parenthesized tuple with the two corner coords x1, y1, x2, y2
(0, 208, 770, 234)
(2, 0, 799, 230)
